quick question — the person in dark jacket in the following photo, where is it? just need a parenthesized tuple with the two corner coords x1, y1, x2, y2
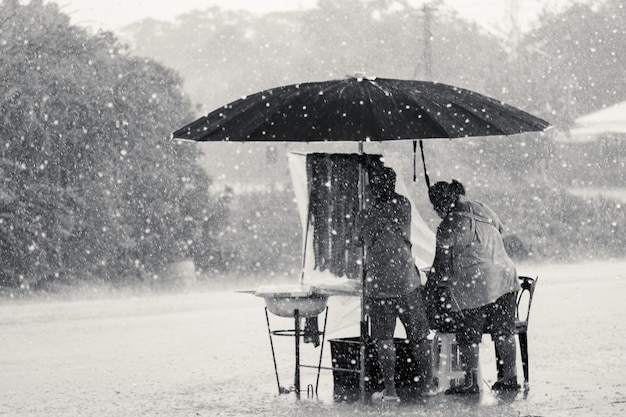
(427, 179, 521, 394)
(357, 166, 432, 401)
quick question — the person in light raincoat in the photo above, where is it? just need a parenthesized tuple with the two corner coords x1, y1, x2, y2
(357, 165, 432, 401)
(427, 179, 521, 394)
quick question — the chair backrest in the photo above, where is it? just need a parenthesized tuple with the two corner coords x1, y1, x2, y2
(516, 276, 538, 326)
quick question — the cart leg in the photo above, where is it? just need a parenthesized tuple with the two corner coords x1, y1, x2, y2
(519, 331, 529, 388)
(294, 309, 301, 400)
(359, 319, 370, 404)
(314, 307, 329, 395)
(265, 308, 283, 395)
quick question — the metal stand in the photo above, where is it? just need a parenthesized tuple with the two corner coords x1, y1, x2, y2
(265, 306, 329, 399)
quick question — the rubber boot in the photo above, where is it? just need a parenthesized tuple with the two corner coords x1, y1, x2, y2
(492, 335, 521, 392)
(411, 339, 436, 395)
(375, 339, 398, 399)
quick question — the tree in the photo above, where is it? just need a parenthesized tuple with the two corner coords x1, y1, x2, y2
(497, 0, 626, 128)
(0, 1, 222, 290)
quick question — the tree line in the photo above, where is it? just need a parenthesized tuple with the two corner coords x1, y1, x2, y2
(0, 0, 229, 293)
(128, 0, 626, 128)
(1, 0, 624, 294)
(127, 0, 625, 267)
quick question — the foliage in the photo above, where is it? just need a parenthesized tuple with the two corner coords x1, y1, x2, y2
(126, 0, 506, 112)
(495, 0, 626, 128)
(406, 136, 626, 263)
(203, 188, 302, 279)
(2, 0, 625, 293)
(477, 184, 625, 262)
(125, 0, 626, 267)
(0, 0, 223, 289)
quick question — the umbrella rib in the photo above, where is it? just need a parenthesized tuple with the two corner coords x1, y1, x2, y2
(424, 82, 549, 135)
(377, 80, 454, 139)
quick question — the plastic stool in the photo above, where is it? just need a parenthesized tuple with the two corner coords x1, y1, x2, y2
(432, 333, 467, 393)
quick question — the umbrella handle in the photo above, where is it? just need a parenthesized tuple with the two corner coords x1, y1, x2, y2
(413, 141, 417, 182)
(419, 140, 431, 190)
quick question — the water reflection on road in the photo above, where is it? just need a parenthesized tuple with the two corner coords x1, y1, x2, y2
(1, 261, 625, 416)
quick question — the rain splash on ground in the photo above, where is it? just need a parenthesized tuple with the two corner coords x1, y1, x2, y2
(1, 260, 625, 416)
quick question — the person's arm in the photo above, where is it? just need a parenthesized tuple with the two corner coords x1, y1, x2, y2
(423, 227, 452, 306)
(428, 221, 454, 288)
(430, 243, 452, 287)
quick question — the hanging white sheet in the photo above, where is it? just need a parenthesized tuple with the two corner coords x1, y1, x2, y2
(287, 151, 436, 337)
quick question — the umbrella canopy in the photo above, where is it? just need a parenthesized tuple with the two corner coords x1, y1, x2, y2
(172, 75, 550, 143)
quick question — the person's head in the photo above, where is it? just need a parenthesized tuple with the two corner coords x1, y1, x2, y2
(368, 167, 396, 200)
(428, 179, 465, 218)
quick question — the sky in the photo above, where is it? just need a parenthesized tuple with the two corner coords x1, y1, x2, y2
(49, 0, 580, 34)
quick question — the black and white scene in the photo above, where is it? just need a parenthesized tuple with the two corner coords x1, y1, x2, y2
(1, 1, 625, 416)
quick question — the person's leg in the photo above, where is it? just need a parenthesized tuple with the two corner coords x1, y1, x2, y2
(488, 292, 521, 391)
(367, 298, 398, 398)
(445, 307, 484, 395)
(493, 334, 518, 381)
(374, 338, 397, 397)
(399, 289, 433, 393)
(411, 341, 434, 391)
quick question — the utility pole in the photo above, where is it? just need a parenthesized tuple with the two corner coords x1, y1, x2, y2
(423, 3, 433, 80)
(414, 3, 433, 80)
(506, 0, 521, 52)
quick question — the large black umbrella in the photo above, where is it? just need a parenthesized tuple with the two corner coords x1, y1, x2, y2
(172, 75, 550, 402)
(172, 75, 550, 143)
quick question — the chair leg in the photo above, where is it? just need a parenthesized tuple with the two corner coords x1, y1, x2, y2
(518, 331, 529, 384)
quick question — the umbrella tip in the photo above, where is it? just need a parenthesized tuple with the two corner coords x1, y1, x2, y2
(349, 72, 376, 81)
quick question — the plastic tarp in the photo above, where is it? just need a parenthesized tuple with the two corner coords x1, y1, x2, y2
(287, 151, 436, 337)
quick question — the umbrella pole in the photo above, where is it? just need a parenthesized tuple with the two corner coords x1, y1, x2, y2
(299, 207, 312, 286)
(358, 142, 369, 404)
